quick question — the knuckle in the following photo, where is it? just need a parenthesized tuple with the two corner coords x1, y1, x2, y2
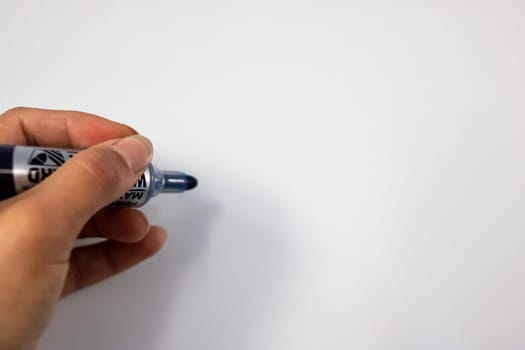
(1, 106, 28, 118)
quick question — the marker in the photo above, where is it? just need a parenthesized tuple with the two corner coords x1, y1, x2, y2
(0, 145, 198, 207)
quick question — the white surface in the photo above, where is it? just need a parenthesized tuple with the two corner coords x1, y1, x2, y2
(1, 1, 525, 349)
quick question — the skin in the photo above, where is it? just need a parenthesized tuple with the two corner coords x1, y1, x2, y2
(0, 107, 167, 350)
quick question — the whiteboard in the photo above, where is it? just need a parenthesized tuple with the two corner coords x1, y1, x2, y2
(1, 1, 525, 349)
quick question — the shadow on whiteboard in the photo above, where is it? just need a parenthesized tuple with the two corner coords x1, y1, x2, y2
(40, 173, 293, 350)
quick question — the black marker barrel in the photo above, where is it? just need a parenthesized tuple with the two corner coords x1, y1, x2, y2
(0, 145, 15, 200)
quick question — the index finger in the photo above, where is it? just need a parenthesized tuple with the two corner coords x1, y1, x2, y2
(0, 107, 138, 148)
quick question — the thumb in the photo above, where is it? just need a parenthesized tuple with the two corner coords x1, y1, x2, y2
(17, 135, 153, 241)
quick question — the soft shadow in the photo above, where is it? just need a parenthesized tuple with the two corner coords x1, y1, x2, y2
(40, 191, 218, 350)
(40, 174, 293, 350)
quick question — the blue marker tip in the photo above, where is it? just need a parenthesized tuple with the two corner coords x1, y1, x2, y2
(185, 175, 198, 190)
(160, 170, 198, 193)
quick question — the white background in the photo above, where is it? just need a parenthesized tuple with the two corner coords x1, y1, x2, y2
(1, 1, 525, 349)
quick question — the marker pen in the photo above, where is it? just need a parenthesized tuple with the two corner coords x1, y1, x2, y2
(0, 145, 198, 207)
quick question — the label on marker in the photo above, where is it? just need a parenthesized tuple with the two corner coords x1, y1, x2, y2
(13, 147, 77, 193)
(11, 146, 152, 207)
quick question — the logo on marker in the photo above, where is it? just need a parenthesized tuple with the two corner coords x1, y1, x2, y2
(28, 149, 66, 166)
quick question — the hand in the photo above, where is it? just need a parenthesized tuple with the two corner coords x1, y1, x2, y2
(0, 107, 167, 350)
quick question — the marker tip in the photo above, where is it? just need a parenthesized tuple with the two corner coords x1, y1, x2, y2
(186, 175, 198, 190)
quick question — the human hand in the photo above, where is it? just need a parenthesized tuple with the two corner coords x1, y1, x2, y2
(0, 107, 167, 350)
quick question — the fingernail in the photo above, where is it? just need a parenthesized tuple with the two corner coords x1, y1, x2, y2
(158, 226, 168, 242)
(137, 210, 151, 234)
(112, 135, 153, 173)
(150, 224, 167, 237)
